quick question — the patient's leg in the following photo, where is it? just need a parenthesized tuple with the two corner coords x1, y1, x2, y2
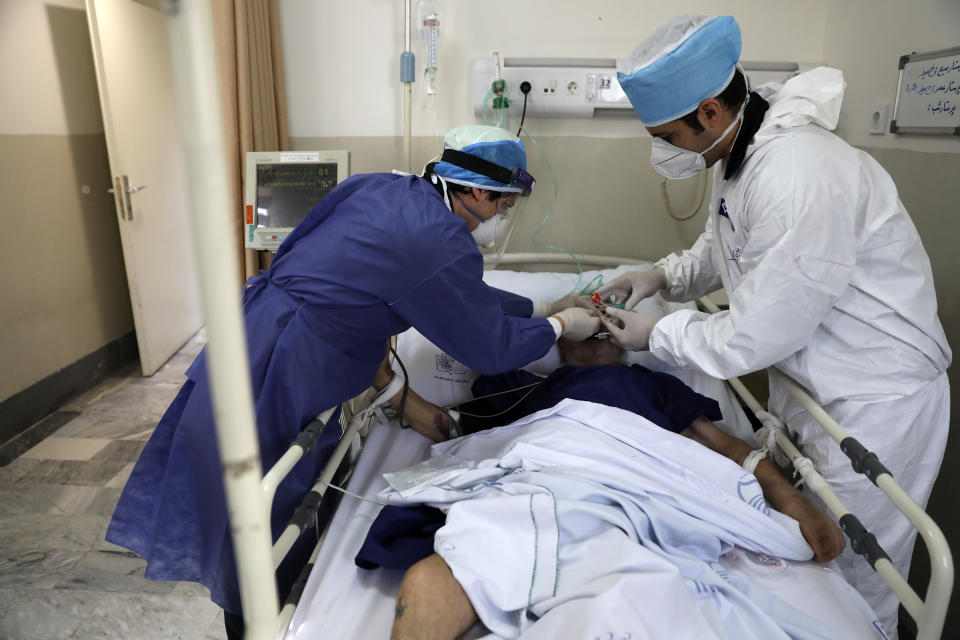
(391, 553, 478, 640)
(682, 417, 846, 563)
(374, 354, 454, 442)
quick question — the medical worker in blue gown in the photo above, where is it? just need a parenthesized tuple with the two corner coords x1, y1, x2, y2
(590, 16, 951, 638)
(105, 125, 600, 633)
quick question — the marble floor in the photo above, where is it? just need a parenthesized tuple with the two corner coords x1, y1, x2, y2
(0, 331, 227, 640)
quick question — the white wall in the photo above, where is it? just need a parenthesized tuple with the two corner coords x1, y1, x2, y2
(824, 0, 960, 153)
(279, 0, 831, 139)
(0, 0, 103, 135)
(277, 6, 960, 630)
(0, 0, 132, 401)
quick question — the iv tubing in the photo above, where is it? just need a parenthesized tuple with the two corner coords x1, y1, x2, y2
(478, 86, 584, 293)
(509, 105, 584, 294)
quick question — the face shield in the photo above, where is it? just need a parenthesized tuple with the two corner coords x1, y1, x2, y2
(435, 147, 536, 265)
(477, 190, 530, 265)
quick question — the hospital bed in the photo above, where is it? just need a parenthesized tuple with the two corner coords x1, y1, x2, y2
(245, 256, 953, 640)
(161, 6, 952, 637)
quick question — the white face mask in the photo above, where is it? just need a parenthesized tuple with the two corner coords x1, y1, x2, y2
(471, 216, 505, 248)
(650, 97, 748, 180)
(453, 193, 510, 248)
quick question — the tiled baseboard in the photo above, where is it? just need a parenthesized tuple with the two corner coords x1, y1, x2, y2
(0, 332, 137, 448)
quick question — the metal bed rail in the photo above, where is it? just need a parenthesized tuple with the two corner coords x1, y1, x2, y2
(168, 3, 277, 638)
(698, 296, 953, 640)
(169, 3, 392, 637)
(486, 252, 646, 269)
(267, 390, 386, 639)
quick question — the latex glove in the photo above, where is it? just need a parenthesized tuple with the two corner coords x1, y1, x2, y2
(602, 306, 658, 350)
(551, 307, 601, 341)
(547, 292, 596, 315)
(595, 268, 667, 310)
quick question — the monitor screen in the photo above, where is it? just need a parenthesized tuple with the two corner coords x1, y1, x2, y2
(255, 163, 338, 229)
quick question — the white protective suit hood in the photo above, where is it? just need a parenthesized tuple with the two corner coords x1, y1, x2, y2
(754, 66, 846, 136)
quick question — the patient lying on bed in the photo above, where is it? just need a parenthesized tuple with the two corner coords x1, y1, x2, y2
(382, 338, 846, 640)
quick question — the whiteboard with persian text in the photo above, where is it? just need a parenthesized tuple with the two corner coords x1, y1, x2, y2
(891, 46, 960, 134)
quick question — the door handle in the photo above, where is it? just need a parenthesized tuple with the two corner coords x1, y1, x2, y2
(111, 177, 129, 220)
(107, 185, 146, 195)
(120, 175, 135, 221)
(111, 176, 146, 221)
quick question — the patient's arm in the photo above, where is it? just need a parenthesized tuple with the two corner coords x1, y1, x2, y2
(374, 354, 454, 443)
(682, 417, 846, 562)
(392, 553, 478, 640)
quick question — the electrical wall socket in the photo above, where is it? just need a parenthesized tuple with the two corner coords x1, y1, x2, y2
(869, 103, 890, 134)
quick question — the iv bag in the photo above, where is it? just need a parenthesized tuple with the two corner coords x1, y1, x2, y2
(417, 1, 440, 94)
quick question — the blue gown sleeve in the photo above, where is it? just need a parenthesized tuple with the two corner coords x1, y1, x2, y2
(389, 254, 556, 375)
(488, 286, 534, 317)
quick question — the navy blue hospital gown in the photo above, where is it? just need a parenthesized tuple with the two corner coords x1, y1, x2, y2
(106, 173, 556, 613)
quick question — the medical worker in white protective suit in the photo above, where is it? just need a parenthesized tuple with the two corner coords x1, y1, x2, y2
(593, 15, 951, 638)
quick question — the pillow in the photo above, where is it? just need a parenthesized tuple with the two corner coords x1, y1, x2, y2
(484, 264, 672, 371)
(391, 328, 478, 408)
(391, 264, 751, 442)
(393, 264, 666, 407)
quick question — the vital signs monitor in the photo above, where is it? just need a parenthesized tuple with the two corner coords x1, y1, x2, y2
(244, 150, 350, 251)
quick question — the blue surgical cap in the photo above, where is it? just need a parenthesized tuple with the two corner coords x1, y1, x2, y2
(617, 15, 742, 126)
(433, 125, 528, 193)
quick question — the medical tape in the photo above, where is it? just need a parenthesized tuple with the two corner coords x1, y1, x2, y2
(373, 405, 393, 426)
(447, 410, 463, 439)
(352, 369, 408, 431)
(741, 449, 767, 475)
(754, 410, 790, 467)
(792, 456, 830, 493)
(374, 370, 406, 407)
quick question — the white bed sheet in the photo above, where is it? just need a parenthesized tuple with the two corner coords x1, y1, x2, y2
(284, 422, 882, 640)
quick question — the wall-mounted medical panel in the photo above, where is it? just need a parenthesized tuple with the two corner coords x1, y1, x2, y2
(471, 57, 813, 119)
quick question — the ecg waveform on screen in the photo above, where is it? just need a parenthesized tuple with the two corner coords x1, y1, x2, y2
(257, 164, 337, 190)
(254, 162, 342, 229)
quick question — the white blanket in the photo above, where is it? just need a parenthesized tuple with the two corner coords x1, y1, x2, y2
(381, 400, 881, 640)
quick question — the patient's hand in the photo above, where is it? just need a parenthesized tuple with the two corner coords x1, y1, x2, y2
(776, 491, 846, 563)
(396, 395, 455, 443)
(557, 337, 624, 366)
(682, 417, 845, 563)
(374, 353, 454, 443)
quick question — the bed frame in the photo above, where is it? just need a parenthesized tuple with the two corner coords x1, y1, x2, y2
(266, 254, 953, 640)
(210, 253, 951, 640)
(165, 9, 951, 638)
